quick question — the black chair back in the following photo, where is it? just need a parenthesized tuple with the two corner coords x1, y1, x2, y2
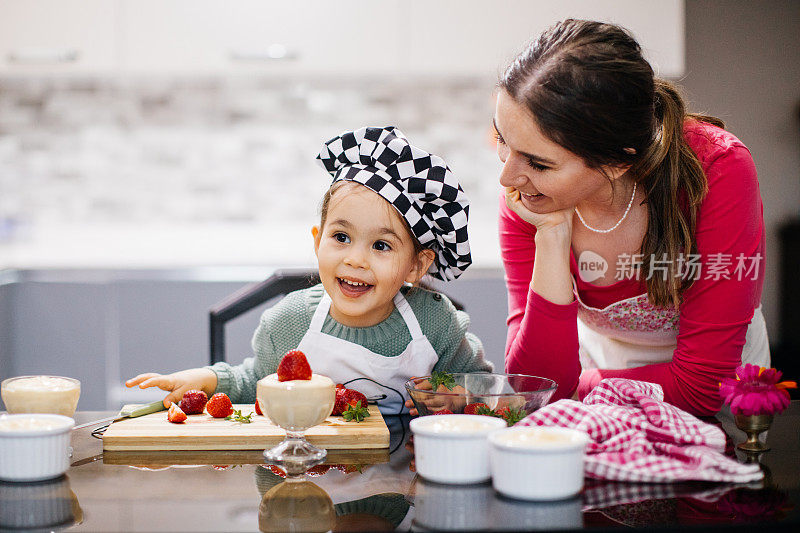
(209, 269, 319, 364)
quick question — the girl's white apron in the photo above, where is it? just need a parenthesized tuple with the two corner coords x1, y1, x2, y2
(297, 291, 439, 415)
(574, 277, 770, 371)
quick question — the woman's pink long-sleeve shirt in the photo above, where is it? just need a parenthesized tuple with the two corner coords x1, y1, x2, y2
(501, 121, 766, 416)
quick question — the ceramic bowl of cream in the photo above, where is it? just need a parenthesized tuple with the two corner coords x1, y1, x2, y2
(489, 426, 589, 500)
(410, 414, 507, 484)
(0, 414, 75, 482)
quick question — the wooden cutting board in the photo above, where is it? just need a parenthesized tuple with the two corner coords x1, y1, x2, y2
(102, 447, 390, 466)
(102, 404, 389, 451)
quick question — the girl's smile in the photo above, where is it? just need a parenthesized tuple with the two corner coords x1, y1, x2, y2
(336, 276, 373, 297)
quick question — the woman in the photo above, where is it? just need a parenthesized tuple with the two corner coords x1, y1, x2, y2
(497, 19, 769, 416)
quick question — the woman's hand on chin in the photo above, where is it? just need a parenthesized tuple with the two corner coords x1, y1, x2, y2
(504, 187, 574, 236)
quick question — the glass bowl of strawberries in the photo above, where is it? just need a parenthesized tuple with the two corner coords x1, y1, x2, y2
(404, 372, 557, 426)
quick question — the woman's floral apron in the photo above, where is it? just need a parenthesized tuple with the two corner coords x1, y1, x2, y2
(572, 278, 770, 371)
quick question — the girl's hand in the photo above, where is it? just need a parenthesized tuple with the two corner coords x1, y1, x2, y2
(405, 434, 416, 472)
(126, 368, 218, 408)
(404, 378, 468, 416)
(404, 398, 419, 417)
(504, 187, 574, 236)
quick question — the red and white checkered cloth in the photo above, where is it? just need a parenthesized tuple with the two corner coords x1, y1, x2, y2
(518, 378, 763, 483)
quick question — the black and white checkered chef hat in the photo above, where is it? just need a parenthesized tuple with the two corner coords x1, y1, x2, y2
(316, 126, 471, 281)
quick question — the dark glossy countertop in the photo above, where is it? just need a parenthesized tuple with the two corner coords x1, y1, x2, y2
(1, 403, 798, 532)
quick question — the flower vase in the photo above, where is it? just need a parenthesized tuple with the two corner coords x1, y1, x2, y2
(734, 414, 773, 453)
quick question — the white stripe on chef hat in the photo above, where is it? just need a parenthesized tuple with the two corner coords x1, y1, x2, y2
(316, 126, 472, 281)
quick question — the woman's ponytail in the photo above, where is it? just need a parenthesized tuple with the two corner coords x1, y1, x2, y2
(636, 80, 723, 307)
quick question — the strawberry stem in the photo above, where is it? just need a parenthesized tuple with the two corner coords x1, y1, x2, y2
(342, 400, 370, 423)
(225, 409, 254, 423)
(428, 371, 456, 391)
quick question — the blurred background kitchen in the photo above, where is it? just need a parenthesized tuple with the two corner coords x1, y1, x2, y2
(1, 0, 798, 410)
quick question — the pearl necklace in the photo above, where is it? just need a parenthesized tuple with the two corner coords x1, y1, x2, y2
(574, 182, 637, 234)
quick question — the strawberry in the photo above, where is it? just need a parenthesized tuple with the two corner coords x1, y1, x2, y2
(463, 402, 490, 415)
(167, 403, 187, 423)
(254, 399, 263, 416)
(332, 388, 368, 416)
(179, 389, 208, 415)
(342, 400, 370, 422)
(206, 392, 234, 418)
(306, 465, 331, 477)
(265, 465, 287, 478)
(276, 349, 313, 381)
(331, 464, 365, 474)
(341, 464, 365, 474)
(496, 407, 527, 426)
(432, 409, 454, 415)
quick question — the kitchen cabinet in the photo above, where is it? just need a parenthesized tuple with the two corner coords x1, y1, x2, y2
(0, 0, 685, 77)
(119, 0, 405, 75)
(398, 0, 684, 77)
(0, 0, 118, 74)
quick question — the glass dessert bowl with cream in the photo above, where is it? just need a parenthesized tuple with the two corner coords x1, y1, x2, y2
(257, 354, 335, 475)
(1, 376, 81, 416)
(257, 374, 336, 432)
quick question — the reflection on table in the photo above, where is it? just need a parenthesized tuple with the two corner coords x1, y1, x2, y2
(0, 474, 83, 531)
(0, 403, 796, 531)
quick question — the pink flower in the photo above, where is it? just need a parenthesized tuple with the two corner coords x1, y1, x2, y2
(719, 364, 797, 416)
(717, 487, 791, 522)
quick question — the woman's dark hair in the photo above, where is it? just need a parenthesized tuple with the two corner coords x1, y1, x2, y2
(500, 19, 724, 307)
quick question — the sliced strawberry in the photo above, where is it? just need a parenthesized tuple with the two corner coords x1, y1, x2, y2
(254, 399, 263, 416)
(432, 409, 453, 415)
(179, 389, 208, 415)
(463, 402, 490, 415)
(167, 403, 187, 423)
(331, 387, 347, 416)
(206, 392, 234, 418)
(276, 349, 312, 382)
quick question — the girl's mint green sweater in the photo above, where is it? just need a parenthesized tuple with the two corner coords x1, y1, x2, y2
(209, 284, 492, 403)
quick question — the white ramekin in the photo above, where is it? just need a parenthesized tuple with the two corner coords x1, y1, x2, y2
(489, 425, 590, 500)
(0, 474, 77, 529)
(489, 487, 583, 529)
(413, 476, 494, 530)
(0, 414, 75, 482)
(410, 414, 507, 484)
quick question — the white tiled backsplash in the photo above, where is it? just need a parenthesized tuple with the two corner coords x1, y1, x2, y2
(0, 76, 503, 268)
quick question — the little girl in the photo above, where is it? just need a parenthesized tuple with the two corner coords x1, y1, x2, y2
(126, 126, 492, 414)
